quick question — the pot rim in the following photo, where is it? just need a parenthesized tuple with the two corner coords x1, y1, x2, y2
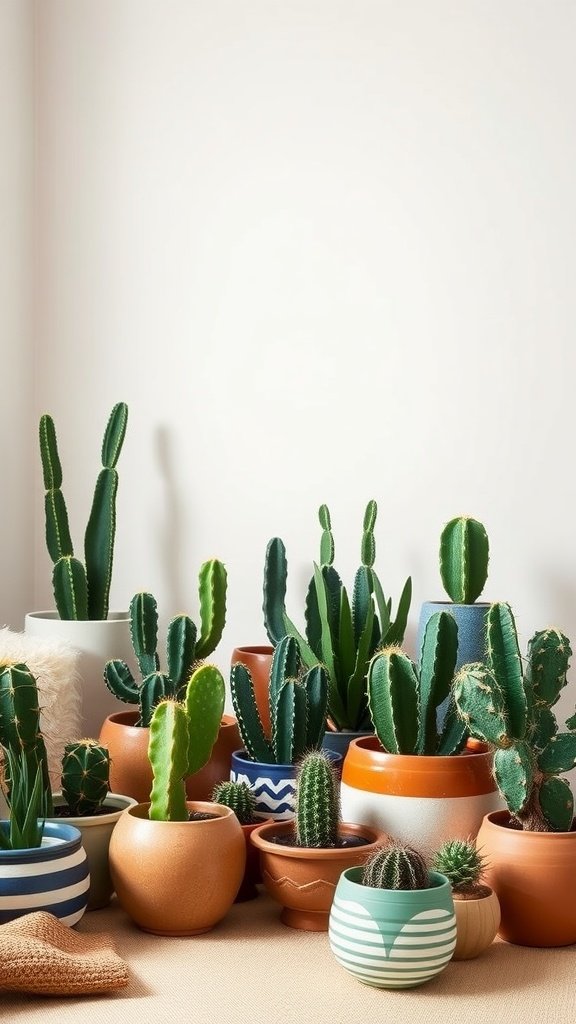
(340, 865, 452, 896)
(421, 601, 491, 610)
(483, 808, 576, 839)
(342, 735, 495, 798)
(231, 645, 274, 658)
(0, 820, 82, 859)
(102, 710, 238, 730)
(125, 800, 237, 826)
(48, 792, 137, 826)
(231, 748, 343, 770)
(25, 610, 129, 623)
(250, 820, 386, 858)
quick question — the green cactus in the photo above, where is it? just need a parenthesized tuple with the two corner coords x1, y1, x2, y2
(362, 843, 430, 890)
(230, 635, 328, 765)
(0, 663, 53, 815)
(262, 501, 412, 731)
(0, 747, 50, 851)
(454, 602, 576, 832)
(440, 516, 489, 604)
(60, 740, 110, 816)
(212, 781, 256, 825)
(104, 571, 226, 726)
(367, 611, 467, 756)
(148, 664, 225, 821)
(431, 839, 487, 895)
(295, 750, 340, 848)
(40, 402, 128, 620)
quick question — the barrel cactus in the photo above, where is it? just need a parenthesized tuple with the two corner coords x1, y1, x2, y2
(295, 750, 340, 848)
(212, 781, 256, 826)
(362, 843, 430, 890)
(440, 516, 489, 605)
(61, 740, 110, 816)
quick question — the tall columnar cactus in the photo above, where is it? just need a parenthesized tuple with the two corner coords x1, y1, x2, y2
(367, 611, 467, 756)
(263, 501, 412, 731)
(39, 402, 128, 620)
(104, 567, 227, 726)
(440, 516, 489, 604)
(454, 602, 576, 832)
(61, 740, 110, 816)
(0, 663, 53, 814)
(212, 781, 256, 825)
(295, 750, 340, 848)
(362, 843, 430, 890)
(230, 636, 328, 765)
(148, 664, 225, 821)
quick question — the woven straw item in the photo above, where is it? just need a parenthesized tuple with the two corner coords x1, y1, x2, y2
(0, 912, 129, 995)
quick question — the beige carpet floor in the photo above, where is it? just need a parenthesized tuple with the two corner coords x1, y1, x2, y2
(2, 891, 575, 1023)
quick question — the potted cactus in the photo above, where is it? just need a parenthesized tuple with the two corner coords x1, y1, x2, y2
(109, 664, 245, 935)
(230, 635, 336, 820)
(100, 582, 239, 803)
(261, 501, 411, 757)
(251, 750, 385, 930)
(340, 611, 499, 854)
(432, 839, 500, 959)
(212, 780, 266, 902)
(25, 402, 134, 737)
(454, 601, 576, 946)
(329, 842, 456, 988)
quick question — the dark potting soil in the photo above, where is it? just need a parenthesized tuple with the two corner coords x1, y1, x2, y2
(52, 805, 111, 818)
(269, 832, 371, 850)
(188, 811, 220, 822)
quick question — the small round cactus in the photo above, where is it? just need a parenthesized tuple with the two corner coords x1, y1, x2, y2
(212, 781, 256, 825)
(61, 739, 110, 816)
(432, 839, 487, 895)
(295, 750, 340, 848)
(362, 843, 429, 890)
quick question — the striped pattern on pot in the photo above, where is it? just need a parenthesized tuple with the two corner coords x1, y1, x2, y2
(0, 822, 90, 927)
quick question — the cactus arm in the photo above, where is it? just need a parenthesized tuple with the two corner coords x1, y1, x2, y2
(494, 743, 534, 816)
(53, 556, 89, 620)
(383, 576, 412, 646)
(352, 565, 373, 644)
(263, 537, 289, 645)
(274, 680, 306, 764)
(44, 490, 74, 563)
(230, 663, 274, 763)
(103, 659, 139, 704)
(195, 559, 227, 659)
(540, 777, 574, 831)
(148, 700, 189, 821)
(101, 402, 128, 469)
(269, 636, 301, 724)
(139, 672, 175, 727)
(368, 650, 419, 754)
(39, 414, 63, 490)
(417, 612, 458, 754)
(344, 599, 375, 731)
(440, 516, 489, 604)
(303, 575, 322, 660)
(129, 592, 159, 677)
(302, 665, 328, 749)
(526, 629, 571, 706)
(184, 665, 225, 776)
(566, 709, 576, 731)
(453, 663, 509, 746)
(318, 504, 334, 566)
(166, 615, 197, 692)
(312, 563, 337, 684)
(436, 691, 468, 755)
(486, 602, 527, 739)
(532, 707, 557, 751)
(538, 733, 576, 775)
(361, 500, 377, 567)
(84, 467, 118, 620)
(337, 587, 356, 692)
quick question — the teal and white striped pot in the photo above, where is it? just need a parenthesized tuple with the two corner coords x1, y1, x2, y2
(0, 821, 90, 926)
(329, 867, 456, 989)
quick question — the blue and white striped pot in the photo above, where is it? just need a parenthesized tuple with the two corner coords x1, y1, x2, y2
(0, 821, 90, 926)
(230, 750, 342, 821)
(329, 867, 456, 989)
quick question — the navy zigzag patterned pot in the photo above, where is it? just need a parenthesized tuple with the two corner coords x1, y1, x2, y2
(230, 750, 342, 821)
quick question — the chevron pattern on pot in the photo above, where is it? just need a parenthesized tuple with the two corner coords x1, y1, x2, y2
(230, 769, 295, 820)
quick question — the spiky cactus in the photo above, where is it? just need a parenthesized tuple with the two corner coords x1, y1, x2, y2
(61, 740, 110, 816)
(148, 664, 225, 821)
(295, 750, 340, 848)
(440, 516, 489, 605)
(40, 402, 128, 620)
(212, 781, 256, 825)
(454, 602, 576, 832)
(230, 636, 328, 765)
(362, 843, 430, 890)
(104, 572, 227, 726)
(367, 611, 467, 755)
(0, 663, 53, 814)
(432, 839, 487, 896)
(263, 501, 412, 731)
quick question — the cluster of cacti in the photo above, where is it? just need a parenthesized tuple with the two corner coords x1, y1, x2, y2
(367, 611, 467, 755)
(61, 740, 110, 816)
(148, 665, 225, 821)
(39, 402, 128, 620)
(0, 663, 53, 814)
(230, 636, 328, 765)
(0, 747, 50, 851)
(212, 781, 256, 825)
(294, 750, 340, 848)
(431, 839, 486, 895)
(440, 516, 489, 604)
(454, 602, 576, 832)
(362, 843, 430, 890)
(104, 572, 227, 726)
(263, 501, 412, 731)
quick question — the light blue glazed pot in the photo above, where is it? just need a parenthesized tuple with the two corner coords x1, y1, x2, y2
(230, 749, 342, 821)
(0, 821, 90, 926)
(329, 866, 456, 989)
(322, 729, 373, 760)
(417, 601, 489, 671)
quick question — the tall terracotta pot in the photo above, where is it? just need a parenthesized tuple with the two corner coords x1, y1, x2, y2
(231, 646, 273, 736)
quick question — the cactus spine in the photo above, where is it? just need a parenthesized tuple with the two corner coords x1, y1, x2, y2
(431, 839, 487, 896)
(362, 844, 430, 890)
(262, 501, 412, 731)
(454, 602, 576, 831)
(104, 572, 227, 726)
(40, 402, 128, 620)
(0, 663, 53, 815)
(230, 636, 328, 765)
(212, 781, 256, 825)
(61, 739, 110, 816)
(440, 516, 489, 604)
(295, 750, 340, 848)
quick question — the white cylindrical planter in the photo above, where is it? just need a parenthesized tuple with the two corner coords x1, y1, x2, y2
(25, 612, 132, 740)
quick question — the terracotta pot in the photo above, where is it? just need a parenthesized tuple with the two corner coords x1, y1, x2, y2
(235, 820, 271, 902)
(476, 809, 576, 947)
(341, 736, 500, 855)
(99, 711, 240, 803)
(109, 801, 245, 935)
(231, 646, 273, 736)
(452, 889, 500, 960)
(251, 820, 386, 930)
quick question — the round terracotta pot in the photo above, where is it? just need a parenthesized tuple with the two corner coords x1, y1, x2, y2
(341, 736, 500, 856)
(109, 801, 246, 935)
(235, 820, 271, 902)
(452, 889, 501, 960)
(99, 711, 240, 803)
(251, 820, 387, 930)
(476, 809, 576, 947)
(231, 646, 273, 736)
